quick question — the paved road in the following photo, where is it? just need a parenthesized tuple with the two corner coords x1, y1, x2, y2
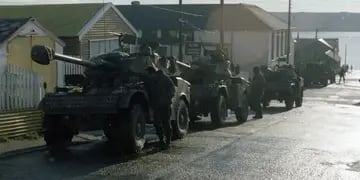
(1, 73, 360, 180)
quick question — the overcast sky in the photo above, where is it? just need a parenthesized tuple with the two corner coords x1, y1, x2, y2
(1, 0, 360, 12)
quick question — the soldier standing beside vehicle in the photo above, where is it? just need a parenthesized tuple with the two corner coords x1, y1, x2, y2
(250, 66, 266, 119)
(145, 66, 175, 149)
(339, 66, 346, 83)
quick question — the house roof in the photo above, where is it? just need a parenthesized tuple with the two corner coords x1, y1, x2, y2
(0, 4, 104, 37)
(117, 4, 288, 31)
(273, 12, 360, 32)
(0, 18, 29, 44)
(296, 39, 332, 51)
(0, 17, 65, 46)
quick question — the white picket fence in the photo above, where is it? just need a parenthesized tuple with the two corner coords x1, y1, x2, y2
(64, 62, 85, 75)
(0, 64, 45, 112)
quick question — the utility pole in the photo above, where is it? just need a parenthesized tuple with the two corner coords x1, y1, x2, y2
(315, 29, 318, 39)
(286, 0, 291, 63)
(220, 0, 224, 49)
(179, 0, 184, 61)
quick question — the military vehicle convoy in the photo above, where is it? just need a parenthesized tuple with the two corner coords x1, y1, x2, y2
(180, 54, 250, 127)
(31, 44, 190, 154)
(262, 65, 304, 110)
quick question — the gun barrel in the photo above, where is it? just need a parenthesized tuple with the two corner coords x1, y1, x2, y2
(53, 53, 96, 68)
(31, 45, 96, 68)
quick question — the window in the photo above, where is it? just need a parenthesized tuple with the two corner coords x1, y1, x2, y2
(281, 31, 284, 56)
(276, 31, 280, 57)
(271, 32, 275, 59)
(284, 31, 291, 55)
(157, 30, 162, 39)
(138, 30, 143, 38)
(89, 39, 119, 58)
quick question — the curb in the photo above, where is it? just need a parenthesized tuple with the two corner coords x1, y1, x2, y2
(0, 141, 93, 159)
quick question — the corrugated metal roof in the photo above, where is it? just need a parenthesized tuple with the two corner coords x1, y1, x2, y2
(117, 4, 288, 31)
(247, 5, 288, 30)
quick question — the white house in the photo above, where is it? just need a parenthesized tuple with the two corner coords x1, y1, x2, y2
(118, 3, 294, 78)
(194, 4, 294, 77)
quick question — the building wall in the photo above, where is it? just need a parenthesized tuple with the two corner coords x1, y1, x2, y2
(7, 36, 57, 92)
(55, 43, 65, 87)
(81, 7, 136, 60)
(0, 46, 6, 75)
(194, 30, 270, 78)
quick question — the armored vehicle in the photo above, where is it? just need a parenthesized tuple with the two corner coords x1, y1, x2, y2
(31, 44, 190, 154)
(180, 54, 250, 127)
(262, 65, 304, 110)
(301, 63, 332, 87)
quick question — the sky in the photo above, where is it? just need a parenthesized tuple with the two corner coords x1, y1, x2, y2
(2, 0, 360, 12)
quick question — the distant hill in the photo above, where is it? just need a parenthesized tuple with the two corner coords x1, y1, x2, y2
(272, 12, 360, 32)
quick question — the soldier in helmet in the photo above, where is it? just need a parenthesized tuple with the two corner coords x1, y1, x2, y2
(250, 66, 266, 119)
(145, 66, 175, 149)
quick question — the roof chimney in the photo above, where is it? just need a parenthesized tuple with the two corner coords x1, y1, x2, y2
(131, 1, 140, 5)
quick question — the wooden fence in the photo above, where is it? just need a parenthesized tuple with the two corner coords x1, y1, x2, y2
(0, 64, 45, 112)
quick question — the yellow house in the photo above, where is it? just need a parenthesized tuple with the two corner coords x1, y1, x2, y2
(0, 17, 65, 92)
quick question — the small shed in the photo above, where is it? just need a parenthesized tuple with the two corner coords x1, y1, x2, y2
(0, 17, 65, 92)
(0, 3, 138, 85)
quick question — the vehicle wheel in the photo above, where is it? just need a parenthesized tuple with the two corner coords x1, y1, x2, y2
(211, 94, 227, 127)
(295, 90, 303, 107)
(172, 99, 189, 139)
(285, 97, 295, 110)
(107, 103, 146, 154)
(123, 104, 146, 154)
(322, 79, 328, 87)
(262, 100, 270, 109)
(43, 115, 74, 154)
(235, 100, 249, 123)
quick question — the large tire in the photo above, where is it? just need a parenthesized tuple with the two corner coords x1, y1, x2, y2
(322, 79, 328, 87)
(285, 97, 295, 110)
(211, 94, 227, 127)
(105, 103, 146, 154)
(172, 99, 189, 139)
(295, 90, 303, 107)
(123, 104, 146, 154)
(262, 100, 270, 109)
(43, 115, 74, 154)
(235, 97, 249, 123)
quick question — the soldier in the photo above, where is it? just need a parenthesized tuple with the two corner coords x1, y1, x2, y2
(250, 66, 266, 119)
(339, 66, 346, 83)
(145, 66, 175, 149)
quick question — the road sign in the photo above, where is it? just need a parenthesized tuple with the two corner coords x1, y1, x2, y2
(185, 42, 201, 56)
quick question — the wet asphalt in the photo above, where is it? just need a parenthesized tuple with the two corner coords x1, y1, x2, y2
(1, 73, 360, 180)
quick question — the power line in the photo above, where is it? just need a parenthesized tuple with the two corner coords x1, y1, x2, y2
(146, 5, 204, 17)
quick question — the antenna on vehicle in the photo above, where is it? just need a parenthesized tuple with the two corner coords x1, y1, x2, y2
(108, 32, 126, 51)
